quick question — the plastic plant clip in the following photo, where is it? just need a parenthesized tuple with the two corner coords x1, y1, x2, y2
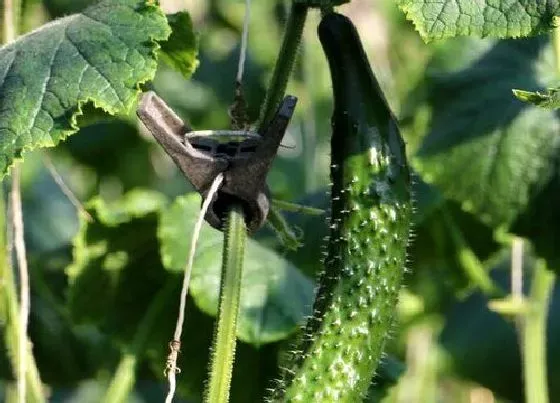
(137, 91, 298, 233)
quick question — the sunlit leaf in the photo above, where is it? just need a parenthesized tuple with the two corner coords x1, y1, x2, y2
(398, 0, 559, 41)
(0, 0, 170, 177)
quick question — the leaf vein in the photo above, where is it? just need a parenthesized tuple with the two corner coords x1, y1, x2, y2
(63, 25, 124, 109)
(26, 29, 66, 147)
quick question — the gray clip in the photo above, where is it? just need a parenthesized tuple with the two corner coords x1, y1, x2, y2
(137, 91, 297, 233)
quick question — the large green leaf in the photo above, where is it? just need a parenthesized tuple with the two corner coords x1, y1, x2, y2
(398, 0, 559, 41)
(0, 0, 170, 177)
(67, 189, 169, 342)
(414, 36, 560, 227)
(158, 194, 314, 345)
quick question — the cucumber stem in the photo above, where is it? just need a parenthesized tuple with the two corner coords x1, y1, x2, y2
(205, 204, 247, 403)
(257, 3, 307, 130)
(523, 260, 554, 403)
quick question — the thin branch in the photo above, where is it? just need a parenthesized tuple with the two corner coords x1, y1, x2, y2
(1, 186, 45, 403)
(2, 4, 30, 401)
(3, 0, 16, 43)
(511, 238, 524, 336)
(42, 154, 93, 222)
(11, 166, 30, 403)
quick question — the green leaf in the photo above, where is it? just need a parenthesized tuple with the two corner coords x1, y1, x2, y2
(158, 194, 314, 345)
(0, 0, 170, 177)
(414, 36, 560, 227)
(398, 0, 560, 41)
(159, 12, 199, 79)
(513, 87, 560, 108)
(67, 189, 169, 342)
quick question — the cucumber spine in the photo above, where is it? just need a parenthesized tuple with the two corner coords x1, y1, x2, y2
(272, 12, 412, 402)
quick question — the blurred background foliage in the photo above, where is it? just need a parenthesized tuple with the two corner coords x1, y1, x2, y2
(1, 0, 559, 402)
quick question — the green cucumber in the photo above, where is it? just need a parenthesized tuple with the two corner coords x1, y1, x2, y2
(272, 12, 412, 402)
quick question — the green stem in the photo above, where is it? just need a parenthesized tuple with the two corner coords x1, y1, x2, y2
(102, 279, 177, 403)
(553, 21, 560, 75)
(271, 199, 324, 215)
(257, 3, 307, 130)
(205, 204, 247, 403)
(523, 259, 554, 403)
(0, 187, 46, 403)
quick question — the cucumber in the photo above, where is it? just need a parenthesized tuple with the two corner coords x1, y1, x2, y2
(272, 12, 412, 402)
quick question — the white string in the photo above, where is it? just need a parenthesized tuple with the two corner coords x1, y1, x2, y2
(164, 173, 224, 403)
(236, 0, 252, 83)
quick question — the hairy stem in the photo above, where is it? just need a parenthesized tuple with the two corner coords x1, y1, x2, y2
(523, 260, 554, 403)
(205, 204, 247, 403)
(257, 3, 307, 130)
